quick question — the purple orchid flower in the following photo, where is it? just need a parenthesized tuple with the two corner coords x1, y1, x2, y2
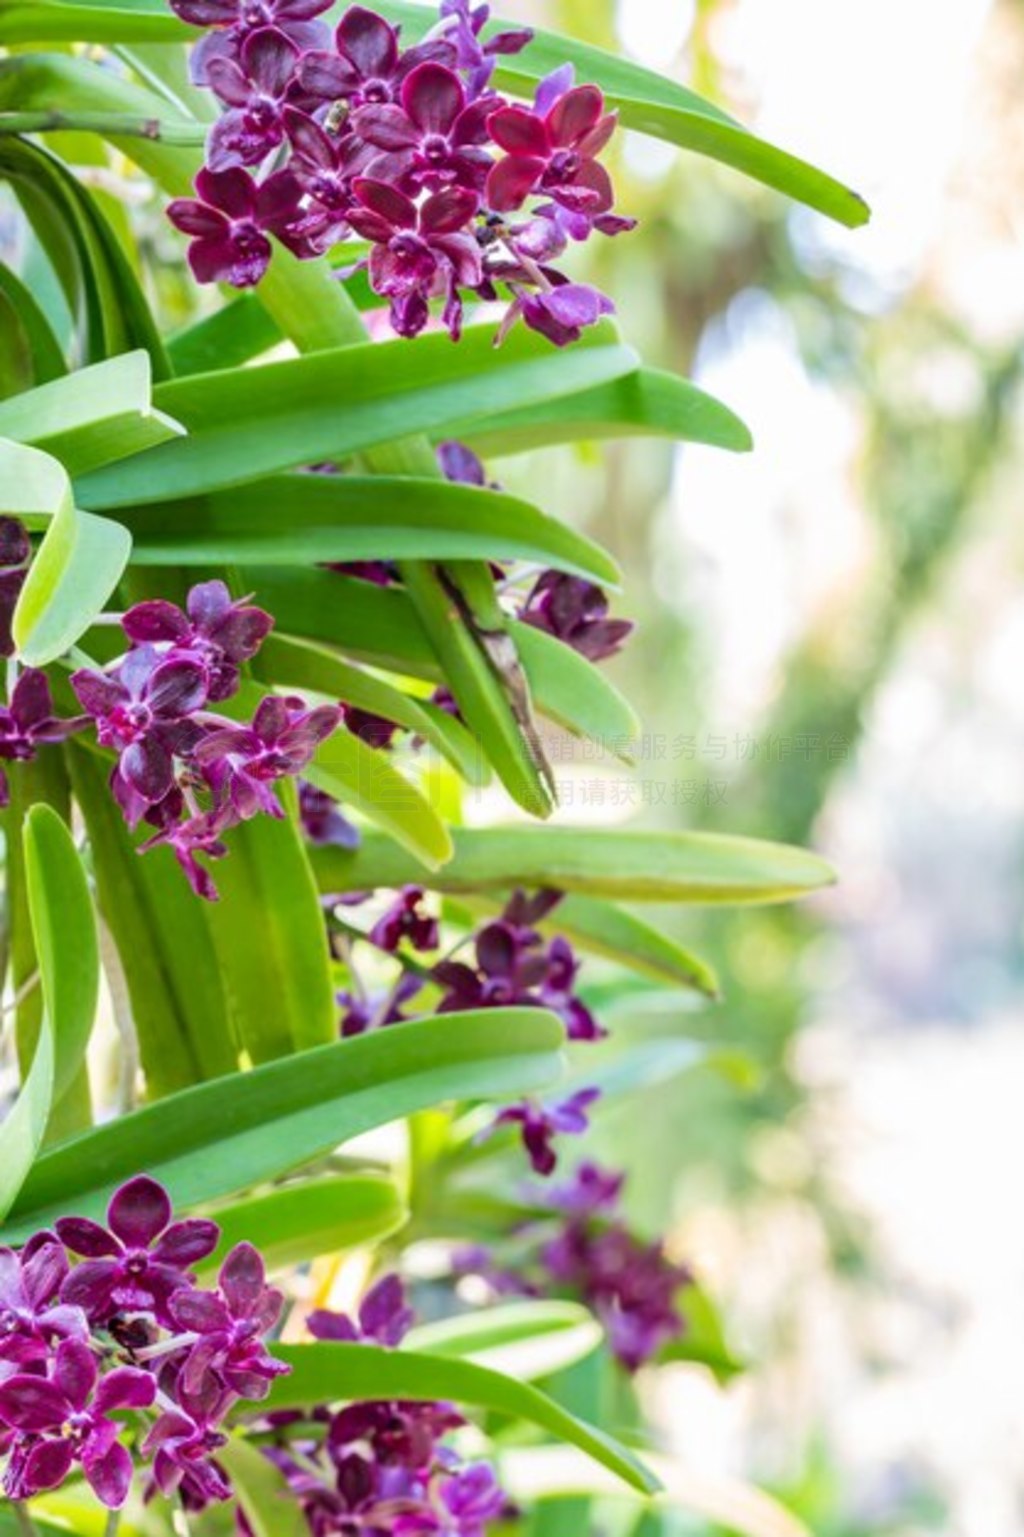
(72, 648, 207, 821)
(169, 1243, 287, 1402)
(434, 0, 534, 100)
(519, 570, 633, 661)
(337, 971, 423, 1037)
(484, 1088, 601, 1177)
(204, 26, 306, 170)
(486, 69, 617, 219)
(437, 440, 491, 487)
(542, 1217, 692, 1372)
(56, 1175, 219, 1327)
(194, 695, 341, 821)
(368, 886, 439, 954)
(545, 1161, 625, 1216)
(438, 1462, 508, 1535)
(349, 178, 482, 339)
(0, 1339, 155, 1507)
(353, 61, 494, 196)
(0, 517, 30, 659)
(0, 1244, 87, 1369)
(122, 579, 274, 704)
(298, 6, 455, 110)
(299, 781, 361, 848)
(512, 281, 614, 347)
(167, 165, 305, 287)
(0, 670, 86, 807)
(341, 701, 403, 750)
(170, 0, 333, 86)
(308, 1273, 414, 1347)
(138, 802, 233, 904)
(143, 1408, 233, 1503)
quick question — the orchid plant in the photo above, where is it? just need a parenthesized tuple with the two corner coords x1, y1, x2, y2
(0, 2, 867, 1534)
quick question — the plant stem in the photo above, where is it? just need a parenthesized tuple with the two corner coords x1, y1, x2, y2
(11, 1503, 40, 1537)
(0, 111, 205, 144)
(104, 1509, 121, 1537)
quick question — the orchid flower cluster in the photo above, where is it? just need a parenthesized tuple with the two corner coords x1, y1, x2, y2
(245, 1276, 507, 1537)
(327, 884, 603, 1177)
(166, 0, 635, 345)
(0, 1177, 287, 1511)
(458, 1162, 692, 1372)
(68, 580, 341, 901)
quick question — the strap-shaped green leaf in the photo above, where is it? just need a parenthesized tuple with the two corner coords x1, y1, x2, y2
(0, 259, 67, 387)
(466, 367, 753, 458)
(0, 438, 130, 665)
(408, 1301, 602, 1382)
(199, 1174, 407, 1278)
(0, 805, 98, 1220)
(0, 351, 183, 475)
(309, 826, 835, 905)
(308, 729, 452, 870)
(261, 633, 486, 787)
(238, 571, 639, 761)
(76, 326, 639, 508)
(265, 1342, 658, 1496)
(67, 742, 239, 1096)
(201, 798, 338, 1061)
(4, 1008, 565, 1238)
(120, 474, 620, 586)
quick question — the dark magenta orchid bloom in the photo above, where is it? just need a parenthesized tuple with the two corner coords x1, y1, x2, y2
(122, 579, 274, 704)
(353, 60, 495, 195)
(0, 670, 86, 807)
(193, 694, 341, 821)
(0, 517, 30, 659)
(167, 165, 305, 287)
(0, 1340, 155, 1507)
(486, 66, 617, 218)
(519, 570, 633, 662)
(170, 0, 332, 84)
(308, 1273, 414, 1348)
(57, 1175, 220, 1326)
(169, 1243, 287, 1402)
(204, 26, 307, 170)
(349, 178, 482, 338)
(298, 5, 455, 109)
(368, 886, 439, 954)
(483, 1087, 601, 1176)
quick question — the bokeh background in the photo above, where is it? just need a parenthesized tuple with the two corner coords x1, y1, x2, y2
(468, 2, 1024, 1533)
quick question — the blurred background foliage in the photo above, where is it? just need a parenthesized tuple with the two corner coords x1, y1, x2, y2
(490, 2, 1024, 1534)
(18, 0, 1021, 1529)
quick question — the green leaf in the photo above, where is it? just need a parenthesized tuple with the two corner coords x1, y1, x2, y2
(2, 439, 131, 665)
(308, 729, 452, 870)
(660, 1285, 745, 1382)
(235, 572, 638, 761)
(0, 260, 67, 389)
(23, 803, 99, 1104)
(0, 0, 190, 44)
(4, 1008, 565, 1237)
(266, 1343, 659, 1496)
(201, 799, 338, 1061)
(76, 325, 639, 507)
(120, 474, 620, 585)
(466, 367, 752, 458)
(260, 632, 486, 787)
(0, 351, 183, 475)
(0, 133, 171, 371)
(408, 1301, 602, 1382)
(310, 826, 836, 905)
(67, 742, 239, 1096)
(168, 292, 282, 376)
(220, 1437, 309, 1537)
(502, 1446, 812, 1537)
(200, 1174, 407, 1278)
(0, 805, 97, 1220)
